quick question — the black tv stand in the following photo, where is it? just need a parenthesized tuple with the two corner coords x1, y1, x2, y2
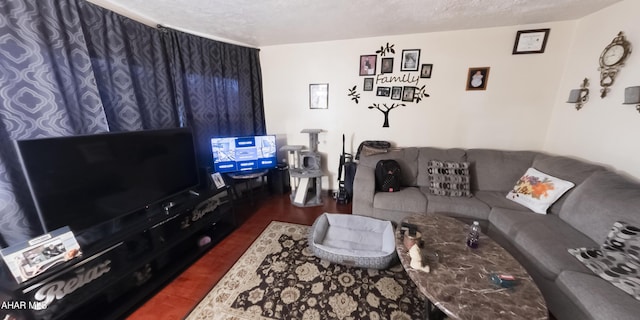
(0, 187, 235, 320)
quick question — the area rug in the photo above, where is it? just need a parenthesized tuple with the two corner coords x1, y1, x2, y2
(186, 221, 425, 320)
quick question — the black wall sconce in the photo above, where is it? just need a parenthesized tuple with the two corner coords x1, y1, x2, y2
(566, 78, 589, 110)
(622, 86, 640, 113)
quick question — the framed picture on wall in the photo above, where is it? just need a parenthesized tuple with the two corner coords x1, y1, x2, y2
(466, 67, 490, 91)
(420, 64, 433, 78)
(391, 86, 402, 100)
(376, 86, 391, 97)
(381, 57, 394, 73)
(309, 83, 329, 109)
(359, 55, 377, 76)
(400, 49, 420, 71)
(402, 86, 416, 101)
(363, 78, 374, 91)
(512, 29, 550, 54)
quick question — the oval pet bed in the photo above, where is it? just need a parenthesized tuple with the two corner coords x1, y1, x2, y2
(309, 213, 397, 269)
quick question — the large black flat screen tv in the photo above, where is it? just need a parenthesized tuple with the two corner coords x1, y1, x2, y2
(15, 128, 200, 233)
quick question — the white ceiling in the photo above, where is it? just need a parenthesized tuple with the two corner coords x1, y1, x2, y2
(88, 0, 621, 47)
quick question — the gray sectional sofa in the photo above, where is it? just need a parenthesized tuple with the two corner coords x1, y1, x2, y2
(352, 147, 640, 320)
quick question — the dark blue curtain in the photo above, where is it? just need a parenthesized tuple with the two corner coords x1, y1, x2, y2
(0, 0, 109, 246)
(0, 0, 265, 246)
(163, 29, 265, 166)
(78, 2, 182, 131)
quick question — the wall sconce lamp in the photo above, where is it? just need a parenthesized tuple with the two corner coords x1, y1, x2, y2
(566, 78, 590, 110)
(623, 86, 640, 113)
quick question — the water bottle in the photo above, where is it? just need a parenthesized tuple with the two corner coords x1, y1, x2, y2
(466, 221, 480, 248)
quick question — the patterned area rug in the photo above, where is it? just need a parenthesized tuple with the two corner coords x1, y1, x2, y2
(186, 221, 425, 320)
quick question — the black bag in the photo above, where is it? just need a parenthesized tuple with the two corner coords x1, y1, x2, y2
(375, 160, 402, 192)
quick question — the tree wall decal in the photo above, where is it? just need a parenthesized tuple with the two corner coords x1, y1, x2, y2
(348, 86, 360, 104)
(376, 43, 395, 56)
(368, 103, 405, 127)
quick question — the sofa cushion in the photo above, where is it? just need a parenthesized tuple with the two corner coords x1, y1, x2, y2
(532, 155, 605, 214)
(360, 147, 419, 186)
(506, 167, 575, 214)
(474, 190, 530, 212)
(511, 215, 597, 279)
(560, 170, 640, 244)
(568, 247, 640, 301)
(416, 147, 466, 186)
(557, 270, 640, 320)
(466, 149, 539, 192)
(373, 187, 427, 213)
(426, 160, 472, 197)
(489, 207, 546, 237)
(423, 188, 490, 220)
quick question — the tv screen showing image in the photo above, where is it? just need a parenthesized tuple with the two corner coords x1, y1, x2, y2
(210, 135, 277, 173)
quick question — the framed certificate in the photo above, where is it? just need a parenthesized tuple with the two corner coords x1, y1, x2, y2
(512, 29, 550, 54)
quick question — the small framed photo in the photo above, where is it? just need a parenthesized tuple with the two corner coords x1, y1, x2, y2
(402, 86, 416, 102)
(391, 86, 402, 100)
(466, 67, 490, 91)
(381, 57, 394, 74)
(363, 78, 374, 91)
(420, 64, 433, 78)
(376, 86, 391, 97)
(400, 49, 420, 71)
(359, 55, 377, 76)
(211, 172, 226, 189)
(512, 29, 550, 54)
(309, 83, 329, 109)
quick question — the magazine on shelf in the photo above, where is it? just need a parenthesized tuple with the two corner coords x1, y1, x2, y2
(1, 226, 82, 284)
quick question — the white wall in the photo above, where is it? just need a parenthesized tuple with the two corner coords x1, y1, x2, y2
(544, 0, 640, 179)
(261, 22, 575, 190)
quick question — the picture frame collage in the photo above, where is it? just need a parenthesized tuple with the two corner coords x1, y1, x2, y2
(360, 49, 432, 103)
(355, 28, 550, 104)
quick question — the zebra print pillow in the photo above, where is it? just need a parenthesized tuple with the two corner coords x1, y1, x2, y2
(426, 160, 472, 197)
(602, 221, 640, 261)
(569, 247, 640, 301)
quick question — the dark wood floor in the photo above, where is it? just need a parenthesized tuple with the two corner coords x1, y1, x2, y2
(127, 191, 352, 320)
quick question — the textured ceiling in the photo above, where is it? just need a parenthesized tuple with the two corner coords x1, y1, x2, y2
(88, 0, 621, 47)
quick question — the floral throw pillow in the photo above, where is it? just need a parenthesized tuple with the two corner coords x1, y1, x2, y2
(602, 221, 640, 261)
(506, 167, 575, 214)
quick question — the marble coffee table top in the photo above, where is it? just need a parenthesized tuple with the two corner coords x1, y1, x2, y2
(396, 214, 547, 320)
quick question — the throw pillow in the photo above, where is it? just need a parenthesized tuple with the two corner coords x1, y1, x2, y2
(506, 167, 575, 214)
(360, 144, 388, 158)
(602, 221, 640, 261)
(426, 160, 471, 197)
(568, 247, 640, 301)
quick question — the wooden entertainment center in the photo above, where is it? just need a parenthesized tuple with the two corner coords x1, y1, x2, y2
(0, 187, 235, 320)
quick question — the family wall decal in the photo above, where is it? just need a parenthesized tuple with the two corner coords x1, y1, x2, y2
(348, 42, 431, 128)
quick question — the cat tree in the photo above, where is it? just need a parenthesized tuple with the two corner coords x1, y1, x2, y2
(280, 129, 325, 207)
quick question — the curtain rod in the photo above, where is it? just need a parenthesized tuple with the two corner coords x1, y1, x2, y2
(157, 24, 258, 49)
(88, 1, 258, 49)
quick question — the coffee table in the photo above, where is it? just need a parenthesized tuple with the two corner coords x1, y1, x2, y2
(396, 213, 548, 320)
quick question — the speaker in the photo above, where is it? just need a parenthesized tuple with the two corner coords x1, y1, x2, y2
(198, 166, 213, 190)
(268, 163, 290, 194)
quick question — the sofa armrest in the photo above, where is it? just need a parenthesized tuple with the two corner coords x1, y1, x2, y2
(352, 164, 376, 216)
